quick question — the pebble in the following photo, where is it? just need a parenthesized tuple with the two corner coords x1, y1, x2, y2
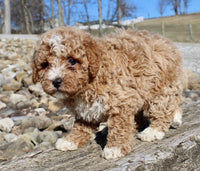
(21, 116, 52, 130)
(0, 118, 14, 133)
(0, 101, 7, 110)
(2, 79, 21, 92)
(0, 132, 5, 143)
(0, 73, 6, 86)
(29, 83, 46, 97)
(4, 133, 19, 142)
(48, 100, 64, 112)
(34, 108, 48, 115)
(9, 93, 31, 109)
(37, 131, 58, 144)
(0, 134, 35, 159)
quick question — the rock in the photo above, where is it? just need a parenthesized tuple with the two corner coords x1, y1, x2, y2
(37, 131, 58, 144)
(23, 128, 40, 144)
(0, 101, 6, 111)
(0, 96, 10, 104)
(23, 76, 33, 87)
(0, 74, 6, 86)
(48, 100, 64, 112)
(0, 132, 5, 143)
(4, 133, 19, 142)
(0, 109, 15, 118)
(0, 118, 14, 133)
(34, 142, 52, 151)
(0, 134, 35, 160)
(9, 93, 31, 109)
(186, 70, 200, 90)
(40, 96, 49, 105)
(15, 71, 27, 83)
(62, 117, 75, 131)
(2, 79, 21, 92)
(31, 99, 40, 108)
(29, 83, 45, 97)
(34, 108, 48, 115)
(46, 116, 74, 132)
(1, 67, 16, 79)
(11, 125, 23, 136)
(21, 116, 52, 130)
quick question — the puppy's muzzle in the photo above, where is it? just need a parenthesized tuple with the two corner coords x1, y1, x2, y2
(52, 78, 62, 89)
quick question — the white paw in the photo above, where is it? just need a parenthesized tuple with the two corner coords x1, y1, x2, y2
(137, 127, 165, 142)
(102, 147, 124, 160)
(173, 109, 182, 126)
(55, 138, 78, 151)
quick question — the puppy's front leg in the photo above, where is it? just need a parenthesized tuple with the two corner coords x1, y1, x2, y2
(102, 112, 136, 160)
(56, 120, 98, 151)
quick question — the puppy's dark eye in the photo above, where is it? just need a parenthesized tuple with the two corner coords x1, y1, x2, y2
(68, 58, 77, 65)
(41, 62, 49, 69)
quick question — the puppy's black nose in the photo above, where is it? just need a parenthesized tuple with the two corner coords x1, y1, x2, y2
(52, 78, 62, 89)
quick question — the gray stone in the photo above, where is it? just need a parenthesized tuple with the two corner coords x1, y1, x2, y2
(4, 133, 19, 142)
(0, 101, 6, 111)
(0, 134, 35, 160)
(9, 93, 31, 109)
(28, 83, 46, 97)
(0, 118, 14, 133)
(0, 132, 5, 143)
(34, 108, 48, 115)
(21, 116, 52, 130)
(62, 117, 75, 131)
(37, 131, 58, 144)
(0, 74, 6, 86)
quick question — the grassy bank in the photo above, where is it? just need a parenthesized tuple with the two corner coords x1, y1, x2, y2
(134, 13, 200, 42)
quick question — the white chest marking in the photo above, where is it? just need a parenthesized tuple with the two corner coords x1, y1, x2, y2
(75, 98, 106, 122)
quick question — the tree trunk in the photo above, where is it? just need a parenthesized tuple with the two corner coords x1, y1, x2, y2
(98, 0, 103, 37)
(57, 0, 64, 26)
(3, 0, 11, 34)
(39, 0, 45, 33)
(83, 0, 91, 32)
(117, 0, 121, 25)
(21, 0, 31, 34)
(0, 5, 4, 33)
(51, 0, 55, 27)
(67, 0, 71, 25)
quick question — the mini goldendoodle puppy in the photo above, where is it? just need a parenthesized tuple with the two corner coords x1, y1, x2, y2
(32, 27, 184, 159)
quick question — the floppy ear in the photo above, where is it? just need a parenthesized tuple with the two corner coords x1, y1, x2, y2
(32, 51, 39, 84)
(84, 36, 101, 82)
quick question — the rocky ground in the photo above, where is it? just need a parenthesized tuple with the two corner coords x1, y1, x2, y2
(0, 37, 200, 170)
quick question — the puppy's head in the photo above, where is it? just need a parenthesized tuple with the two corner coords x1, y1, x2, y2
(32, 27, 100, 99)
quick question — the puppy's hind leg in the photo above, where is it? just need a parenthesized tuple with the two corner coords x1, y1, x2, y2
(56, 120, 98, 151)
(137, 95, 180, 142)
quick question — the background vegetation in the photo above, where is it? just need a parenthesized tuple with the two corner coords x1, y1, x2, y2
(0, 0, 199, 42)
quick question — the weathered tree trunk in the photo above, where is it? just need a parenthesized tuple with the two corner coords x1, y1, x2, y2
(0, 5, 4, 33)
(67, 0, 71, 25)
(3, 0, 11, 34)
(51, 0, 55, 27)
(117, 0, 121, 25)
(21, 0, 32, 34)
(57, 0, 64, 26)
(83, 0, 91, 33)
(39, 0, 45, 33)
(98, 0, 103, 37)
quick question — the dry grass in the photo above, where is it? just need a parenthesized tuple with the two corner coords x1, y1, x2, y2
(136, 13, 200, 42)
(86, 13, 200, 42)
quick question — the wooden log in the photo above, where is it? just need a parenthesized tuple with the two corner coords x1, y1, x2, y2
(0, 101, 200, 170)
